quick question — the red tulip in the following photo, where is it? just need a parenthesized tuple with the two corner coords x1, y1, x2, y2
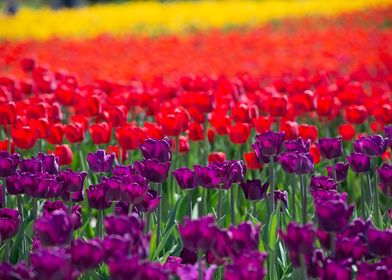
(52, 144, 73, 165)
(188, 122, 204, 142)
(338, 123, 355, 141)
(64, 122, 85, 144)
(228, 122, 251, 144)
(372, 103, 392, 124)
(20, 57, 36, 72)
(232, 103, 252, 123)
(105, 106, 128, 127)
(207, 128, 215, 143)
(89, 122, 112, 145)
(208, 152, 226, 163)
(11, 126, 37, 150)
(107, 145, 128, 163)
(316, 95, 334, 117)
(310, 145, 320, 164)
(268, 94, 288, 117)
(0, 102, 16, 125)
(29, 118, 49, 139)
(75, 94, 102, 117)
(299, 124, 318, 143)
(54, 84, 75, 105)
(243, 151, 262, 170)
(70, 115, 89, 131)
(0, 139, 15, 153)
(344, 105, 368, 124)
(25, 102, 48, 120)
(280, 121, 299, 140)
(179, 136, 190, 154)
(47, 123, 64, 145)
(156, 108, 189, 136)
(144, 122, 164, 140)
(253, 116, 272, 134)
(210, 111, 231, 135)
(291, 90, 315, 113)
(115, 125, 145, 150)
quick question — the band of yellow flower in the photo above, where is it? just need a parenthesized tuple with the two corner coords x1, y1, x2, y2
(1, 0, 391, 40)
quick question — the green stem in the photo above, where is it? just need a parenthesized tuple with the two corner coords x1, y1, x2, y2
(360, 174, 366, 218)
(32, 198, 38, 220)
(217, 186, 222, 220)
(301, 174, 307, 224)
(1, 179, 6, 208)
(300, 253, 308, 280)
(366, 171, 373, 208)
(157, 183, 162, 248)
(188, 190, 192, 218)
(17, 196, 26, 255)
(372, 158, 380, 228)
(97, 210, 104, 238)
(253, 200, 257, 218)
(198, 250, 203, 280)
(230, 186, 235, 224)
(269, 157, 275, 213)
(330, 232, 336, 257)
(291, 175, 297, 222)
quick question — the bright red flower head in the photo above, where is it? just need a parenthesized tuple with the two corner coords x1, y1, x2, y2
(299, 124, 318, 143)
(115, 125, 146, 150)
(211, 111, 231, 135)
(89, 122, 112, 145)
(29, 118, 49, 139)
(207, 128, 215, 143)
(188, 122, 204, 142)
(280, 121, 299, 140)
(228, 122, 251, 144)
(105, 106, 128, 127)
(179, 136, 190, 154)
(344, 105, 368, 124)
(208, 152, 226, 164)
(156, 107, 190, 136)
(268, 94, 288, 117)
(253, 116, 272, 134)
(11, 126, 37, 150)
(243, 151, 263, 170)
(0, 102, 16, 126)
(309, 144, 321, 164)
(316, 95, 334, 117)
(338, 123, 356, 141)
(47, 123, 64, 145)
(54, 84, 75, 106)
(232, 103, 252, 123)
(51, 144, 73, 165)
(64, 122, 85, 144)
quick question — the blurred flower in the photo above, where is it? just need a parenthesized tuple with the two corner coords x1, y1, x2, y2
(59, 170, 87, 193)
(240, 179, 269, 201)
(284, 138, 310, 153)
(317, 137, 343, 160)
(31, 248, 73, 280)
(326, 162, 348, 182)
(0, 152, 19, 177)
(135, 159, 171, 183)
(87, 150, 115, 173)
(71, 239, 105, 272)
(354, 134, 387, 157)
(34, 210, 72, 246)
(252, 131, 285, 159)
(104, 214, 144, 236)
(179, 215, 217, 251)
(173, 168, 198, 190)
(315, 199, 354, 232)
(177, 261, 217, 280)
(367, 228, 392, 257)
(207, 152, 226, 164)
(347, 152, 370, 173)
(87, 183, 112, 210)
(0, 208, 20, 240)
(224, 251, 267, 280)
(243, 151, 262, 170)
(139, 138, 172, 162)
(279, 152, 314, 174)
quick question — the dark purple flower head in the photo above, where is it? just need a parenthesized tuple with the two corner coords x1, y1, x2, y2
(326, 162, 348, 182)
(229, 222, 261, 257)
(19, 157, 42, 173)
(164, 256, 183, 274)
(307, 249, 325, 278)
(335, 236, 367, 261)
(279, 222, 314, 266)
(224, 251, 267, 280)
(71, 239, 105, 271)
(218, 160, 247, 189)
(34, 209, 73, 246)
(112, 164, 136, 176)
(179, 215, 217, 251)
(70, 205, 82, 230)
(0, 262, 34, 280)
(357, 260, 392, 280)
(103, 235, 132, 261)
(385, 125, 392, 139)
(6, 172, 25, 195)
(310, 175, 337, 191)
(87, 183, 112, 210)
(104, 214, 144, 236)
(120, 178, 149, 204)
(173, 168, 198, 190)
(43, 201, 81, 230)
(102, 176, 123, 202)
(139, 137, 172, 162)
(317, 137, 343, 160)
(240, 179, 269, 201)
(341, 217, 372, 240)
(0, 152, 19, 177)
(31, 248, 73, 280)
(59, 170, 87, 193)
(115, 201, 130, 216)
(87, 150, 115, 173)
(193, 164, 222, 189)
(311, 189, 347, 205)
(211, 228, 232, 260)
(269, 189, 288, 209)
(135, 189, 161, 213)
(37, 152, 58, 174)
(377, 163, 392, 187)
(252, 131, 285, 159)
(279, 152, 314, 174)
(354, 134, 387, 157)
(284, 137, 310, 153)
(177, 261, 217, 280)
(367, 228, 392, 257)
(179, 248, 197, 264)
(21, 172, 61, 198)
(347, 152, 371, 173)
(0, 208, 20, 240)
(135, 159, 171, 183)
(61, 187, 84, 202)
(316, 199, 354, 233)
(318, 259, 351, 280)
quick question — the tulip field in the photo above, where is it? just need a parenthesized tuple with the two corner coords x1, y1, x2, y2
(1, 0, 392, 279)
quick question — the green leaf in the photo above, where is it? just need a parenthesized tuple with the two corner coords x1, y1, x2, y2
(152, 224, 177, 260)
(268, 210, 278, 250)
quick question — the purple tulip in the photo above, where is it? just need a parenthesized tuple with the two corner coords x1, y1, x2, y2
(61, 187, 84, 202)
(70, 205, 82, 230)
(42, 201, 81, 230)
(279, 222, 315, 267)
(315, 199, 354, 233)
(19, 157, 42, 173)
(284, 137, 310, 153)
(311, 189, 347, 205)
(135, 159, 171, 183)
(112, 164, 137, 176)
(177, 261, 217, 280)
(59, 170, 87, 193)
(385, 125, 392, 139)
(179, 248, 197, 264)
(87, 183, 111, 209)
(87, 150, 115, 173)
(0, 262, 34, 280)
(211, 228, 232, 259)
(240, 179, 269, 201)
(114, 201, 130, 216)
(102, 176, 123, 201)
(223, 160, 247, 189)
(179, 215, 217, 251)
(139, 137, 172, 162)
(0, 152, 19, 177)
(120, 181, 149, 205)
(307, 249, 325, 278)
(318, 259, 351, 280)
(135, 189, 161, 213)
(367, 228, 392, 256)
(37, 153, 58, 174)
(34, 209, 73, 246)
(335, 236, 367, 261)
(326, 162, 348, 182)
(377, 163, 392, 187)
(71, 239, 105, 271)
(224, 251, 267, 280)
(279, 152, 314, 174)
(317, 137, 343, 160)
(164, 256, 183, 273)
(310, 175, 337, 191)
(0, 186, 2, 208)
(193, 165, 222, 189)
(5, 172, 25, 195)
(253, 131, 285, 159)
(229, 222, 261, 257)
(103, 235, 132, 261)
(173, 168, 198, 190)
(0, 208, 20, 240)
(347, 152, 370, 173)
(354, 134, 387, 157)
(104, 214, 144, 236)
(30, 248, 73, 280)
(270, 189, 288, 208)
(357, 261, 392, 280)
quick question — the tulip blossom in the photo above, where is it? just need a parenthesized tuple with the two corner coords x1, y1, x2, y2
(317, 137, 343, 160)
(34, 210, 73, 246)
(0, 208, 20, 240)
(87, 150, 115, 173)
(347, 153, 370, 173)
